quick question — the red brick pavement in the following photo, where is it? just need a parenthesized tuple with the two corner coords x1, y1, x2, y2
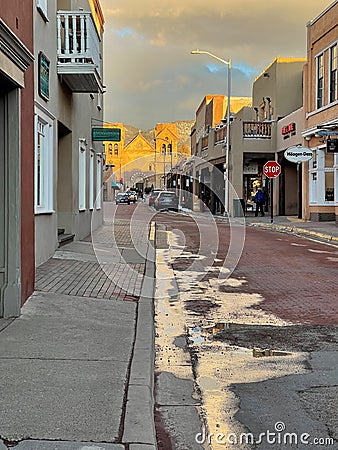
(156, 214, 338, 325)
(35, 258, 144, 302)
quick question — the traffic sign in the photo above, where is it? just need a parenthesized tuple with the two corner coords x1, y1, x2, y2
(263, 161, 281, 178)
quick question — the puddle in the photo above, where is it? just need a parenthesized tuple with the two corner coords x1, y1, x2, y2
(308, 248, 336, 254)
(155, 229, 308, 450)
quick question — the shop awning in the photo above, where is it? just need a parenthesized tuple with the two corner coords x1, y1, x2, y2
(111, 182, 120, 190)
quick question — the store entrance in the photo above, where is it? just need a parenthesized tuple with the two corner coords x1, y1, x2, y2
(0, 90, 5, 316)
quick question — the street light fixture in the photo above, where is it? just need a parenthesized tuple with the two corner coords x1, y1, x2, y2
(191, 49, 231, 215)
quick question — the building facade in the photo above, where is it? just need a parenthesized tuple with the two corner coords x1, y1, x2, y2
(34, 0, 105, 266)
(0, 2, 34, 317)
(103, 122, 191, 195)
(188, 59, 305, 217)
(302, 0, 338, 222)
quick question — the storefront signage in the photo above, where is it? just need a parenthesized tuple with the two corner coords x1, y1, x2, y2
(281, 122, 296, 139)
(327, 138, 338, 153)
(38, 52, 50, 101)
(284, 146, 313, 163)
(92, 128, 121, 141)
(243, 162, 258, 174)
(317, 129, 338, 136)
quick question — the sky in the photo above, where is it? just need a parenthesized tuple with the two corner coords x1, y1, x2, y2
(100, 0, 333, 130)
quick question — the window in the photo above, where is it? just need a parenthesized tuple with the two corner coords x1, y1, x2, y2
(317, 54, 324, 109)
(89, 151, 95, 210)
(79, 142, 86, 211)
(34, 112, 53, 213)
(329, 44, 337, 103)
(309, 148, 337, 204)
(96, 158, 102, 209)
(36, 0, 48, 21)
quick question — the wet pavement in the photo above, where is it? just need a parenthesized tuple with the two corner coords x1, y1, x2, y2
(153, 210, 338, 449)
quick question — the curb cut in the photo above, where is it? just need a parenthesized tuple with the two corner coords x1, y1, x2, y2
(249, 222, 338, 244)
(122, 222, 157, 449)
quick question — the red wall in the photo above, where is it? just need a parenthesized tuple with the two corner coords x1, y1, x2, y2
(2, 2, 35, 304)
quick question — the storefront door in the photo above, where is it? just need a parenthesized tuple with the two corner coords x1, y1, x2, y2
(0, 91, 5, 316)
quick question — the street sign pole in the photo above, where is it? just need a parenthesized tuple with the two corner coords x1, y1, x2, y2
(263, 161, 281, 224)
(270, 178, 274, 223)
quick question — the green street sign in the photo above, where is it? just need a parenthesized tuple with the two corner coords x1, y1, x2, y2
(92, 127, 121, 141)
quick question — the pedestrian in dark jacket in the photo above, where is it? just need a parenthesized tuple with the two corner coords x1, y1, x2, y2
(253, 188, 266, 217)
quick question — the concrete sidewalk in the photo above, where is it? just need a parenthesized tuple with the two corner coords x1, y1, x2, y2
(0, 203, 157, 450)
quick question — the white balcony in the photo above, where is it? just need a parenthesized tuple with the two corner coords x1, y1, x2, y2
(57, 11, 103, 93)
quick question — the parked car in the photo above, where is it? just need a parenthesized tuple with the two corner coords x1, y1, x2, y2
(115, 192, 130, 204)
(154, 191, 179, 211)
(149, 189, 163, 207)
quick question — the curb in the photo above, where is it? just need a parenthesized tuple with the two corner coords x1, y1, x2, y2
(122, 222, 157, 449)
(249, 222, 338, 244)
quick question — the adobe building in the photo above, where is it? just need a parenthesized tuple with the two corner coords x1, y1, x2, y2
(302, 0, 338, 223)
(0, 2, 34, 316)
(34, 0, 105, 266)
(189, 58, 306, 216)
(103, 122, 191, 195)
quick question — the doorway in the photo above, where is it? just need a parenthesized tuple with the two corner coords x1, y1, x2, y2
(0, 81, 21, 318)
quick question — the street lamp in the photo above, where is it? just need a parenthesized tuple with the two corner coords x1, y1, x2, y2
(191, 49, 231, 215)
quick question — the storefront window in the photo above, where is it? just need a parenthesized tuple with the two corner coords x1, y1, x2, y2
(325, 172, 334, 201)
(309, 148, 337, 204)
(325, 152, 334, 168)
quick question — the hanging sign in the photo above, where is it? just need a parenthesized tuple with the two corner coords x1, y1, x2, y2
(38, 52, 50, 100)
(284, 146, 313, 163)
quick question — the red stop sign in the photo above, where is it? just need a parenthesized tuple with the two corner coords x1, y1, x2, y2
(263, 161, 281, 178)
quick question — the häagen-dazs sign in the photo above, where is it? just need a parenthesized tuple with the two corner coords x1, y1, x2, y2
(284, 146, 313, 163)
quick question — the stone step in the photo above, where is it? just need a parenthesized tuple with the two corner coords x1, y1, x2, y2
(58, 233, 75, 247)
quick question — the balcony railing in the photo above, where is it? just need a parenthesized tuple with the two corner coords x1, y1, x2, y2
(243, 121, 271, 138)
(215, 126, 227, 143)
(57, 11, 102, 93)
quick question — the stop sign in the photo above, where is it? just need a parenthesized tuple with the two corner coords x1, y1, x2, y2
(263, 161, 281, 178)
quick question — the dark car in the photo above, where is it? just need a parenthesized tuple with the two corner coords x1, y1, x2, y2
(115, 192, 130, 204)
(154, 191, 179, 211)
(149, 189, 163, 207)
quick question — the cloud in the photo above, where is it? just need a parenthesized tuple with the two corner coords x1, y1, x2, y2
(100, 0, 333, 129)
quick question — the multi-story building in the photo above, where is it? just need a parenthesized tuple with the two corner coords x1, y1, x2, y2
(0, 2, 34, 317)
(302, 0, 338, 223)
(34, 0, 105, 265)
(103, 122, 191, 195)
(188, 58, 305, 216)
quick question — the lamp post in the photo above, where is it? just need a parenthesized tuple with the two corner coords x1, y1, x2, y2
(191, 49, 231, 215)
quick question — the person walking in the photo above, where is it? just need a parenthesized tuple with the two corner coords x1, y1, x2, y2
(253, 188, 266, 217)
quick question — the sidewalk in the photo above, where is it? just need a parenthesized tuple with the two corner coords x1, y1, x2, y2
(0, 203, 157, 450)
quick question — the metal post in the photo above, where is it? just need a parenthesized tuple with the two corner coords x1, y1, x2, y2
(270, 178, 274, 223)
(225, 59, 231, 216)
